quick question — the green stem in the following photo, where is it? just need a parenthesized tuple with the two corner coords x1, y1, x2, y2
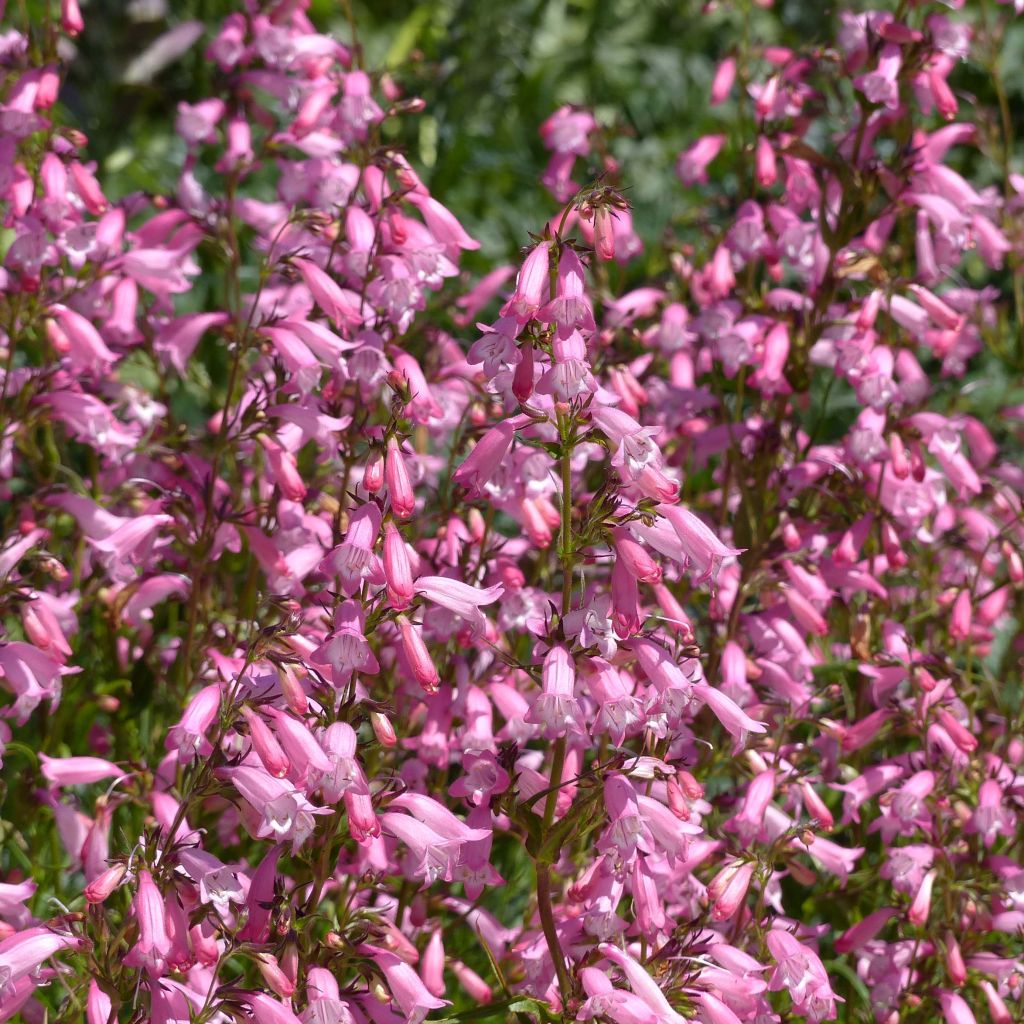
(533, 411, 578, 1009)
(535, 860, 572, 1007)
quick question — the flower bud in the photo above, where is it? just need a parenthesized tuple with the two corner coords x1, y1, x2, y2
(84, 863, 127, 904)
(371, 711, 398, 747)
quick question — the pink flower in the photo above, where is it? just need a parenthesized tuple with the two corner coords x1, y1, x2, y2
(312, 721, 370, 803)
(599, 943, 687, 1024)
(258, 435, 307, 501)
(48, 305, 116, 374)
(292, 257, 362, 329)
(39, 754, 123, 787)
(60, 0, 84, 33)
(386, 437, 416, 519)
(420, 929, 445, 997)
(0, 927, 85, 997)
(710, 57, 737, 105)
(362, 945, 451, 1024)
(449, 751, 510, 806)
(86, 979, 112, 1024)
(908, 868, 937, 926)
(312, 601, 380, 684)
(0, 641, 78, 722)
(938, 991, 977, 1024)
(219, 765, 331, 851)
(414, 575, 504, 634)
(832, 907, 897, 954)
(708, 860, 755, 921)
(88, 514, 175, 583)
(525, 645, 583, 738)
(537, 248, 596, 339)
(676, 135, 726, 186)
(383, 523, 415, 610)
(166, 682, 221, 762)
(501, 241, 551, 323)
(765, 929, 839, 1021)
(692, 683, 766, 750)
(725, 770, 775, 845)
(630, 637, 698, 719)
(854, 44, 902, 109)
(612, 528, 662, 584)
(240, 705, 290, 779)
(586, 658, 645, 745)
(658, 505, 744, 584)
(397, 615, 439, 694)
(239, 845, 283, 944)
(123, 870, 172, 974)
(241, 992, 303, 1024)
(452, 420, 518, 499)
(320, 502, 384, 595)
(409, 194, 480, 257)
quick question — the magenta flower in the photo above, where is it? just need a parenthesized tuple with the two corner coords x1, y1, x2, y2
(414, 575, 503, 633)
(452, 420, 518, 499)
(525, 645, 583, 738)
(123, 871, 172, 975)
(292, 256, 362, 329)
(38, 754, 123, 788)
(537, 248, 596, 339)
(501, 241, 551, 323)
(676, 134, 727, 186)
(363, 944, 451, 1024)
(658, 505, 744, 584)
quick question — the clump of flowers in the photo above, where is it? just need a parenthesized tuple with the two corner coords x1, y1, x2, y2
(0, 3, 1022, 1024)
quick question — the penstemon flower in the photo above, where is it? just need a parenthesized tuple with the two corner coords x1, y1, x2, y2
(0, 2, 1022, 1023)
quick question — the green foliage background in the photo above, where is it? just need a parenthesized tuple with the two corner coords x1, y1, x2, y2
(4, 4, 1024, 1021)
(63, 0, 846, 255)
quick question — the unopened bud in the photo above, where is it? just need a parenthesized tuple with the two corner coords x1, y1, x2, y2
(363, 450, 384, 493)
(255, 953, 295, 998)
(84, 864, 127, 904)
(371, 711, 397, 748)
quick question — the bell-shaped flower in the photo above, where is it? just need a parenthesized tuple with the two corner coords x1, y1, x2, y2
(599, 943, 687, 1024)
(537, 248, 596, 339)
(414, 575, 504, 634)
(362, 944, 451, 1024)
(0, 926, 86, 997)
(165, 682, 221, 763)
(598, 775, 654, 868)
(452, 420, 518, 499)
(312, 721, 370, 804)
(123, 870, 172, 975)
(501, 241, 551, 323)
(449, 751, 510, 807)
(657, 505, 743, 585)
(525, 645, 583, 737)
(311, 600, 380, 685)
(692, 683, 766, 751)
(586, 659, 645, 745)
(220, 765, 331, 852)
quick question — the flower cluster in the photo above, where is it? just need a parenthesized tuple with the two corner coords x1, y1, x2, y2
(0, 3, 1022, 1024)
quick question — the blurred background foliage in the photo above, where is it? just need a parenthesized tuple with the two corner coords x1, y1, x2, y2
(43, 0, 1024, 486)
(57, 0, 848, 260)
(49, 1, 1024, 258)
(54, 1, 1024, 265)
